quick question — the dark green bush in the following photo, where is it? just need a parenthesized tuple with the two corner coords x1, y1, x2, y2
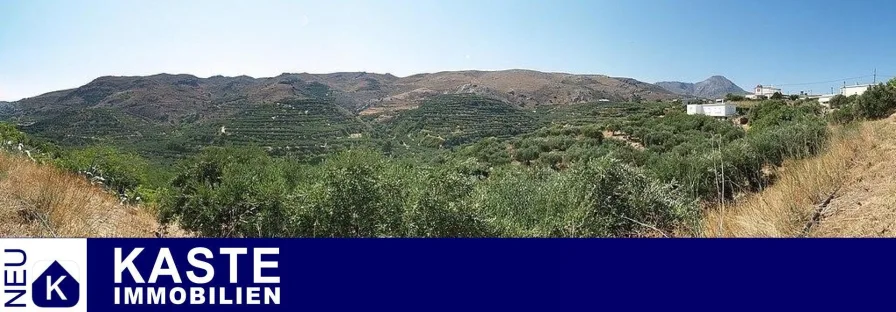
(160, 147, 291, 237)
(59, 146, 151, 196)
(855, 83, 896, 119)
(475, 157, 699, 237)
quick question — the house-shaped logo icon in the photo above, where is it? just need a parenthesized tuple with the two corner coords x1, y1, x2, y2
(31, 261, 80, 308)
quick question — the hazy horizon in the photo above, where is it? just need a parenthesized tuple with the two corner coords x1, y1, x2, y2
(2, 0, 895, 101)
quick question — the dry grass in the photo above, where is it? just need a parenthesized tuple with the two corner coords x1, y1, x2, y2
(0, 153, 164, 237)
(810, 116, 896, 237)
(703, 120, 889, 237)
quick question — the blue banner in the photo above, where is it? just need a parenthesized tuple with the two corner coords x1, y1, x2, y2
(1, 238, 894, 311)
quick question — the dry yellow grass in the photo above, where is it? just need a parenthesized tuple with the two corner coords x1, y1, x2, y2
(0, 152, 163, 237)
(704, 119, 895, 237)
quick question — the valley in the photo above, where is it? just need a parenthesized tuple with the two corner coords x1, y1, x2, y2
(2, 72, 895, 238)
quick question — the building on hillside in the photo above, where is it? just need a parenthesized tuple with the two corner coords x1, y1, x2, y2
(841, 84, 874, 97)
(745, 84, 782, 99)
(686, 103, 737, 117)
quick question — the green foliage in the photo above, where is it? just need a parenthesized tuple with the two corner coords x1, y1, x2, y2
(59, 146, 152, 195)
(770, 92, 784, 100)
(475, 157, 699, 237)
(160, 147, 291, 237)
(0, 122, 26, 144)
(829, 105, 857, 124)
(828, 94, 851, 109)
(725, 93, 746, 101)
(9, 92, 837, 237)
(647, 100, 827, 201)
(854, 83, 896, 119)
(459, 137, 511, 166)
(622, 112, 744, 154)
(747, 100, 821, 132)
(828, 80, 896, 123)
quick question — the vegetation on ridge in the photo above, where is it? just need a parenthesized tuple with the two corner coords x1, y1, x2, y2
(5, 77, 896, 238)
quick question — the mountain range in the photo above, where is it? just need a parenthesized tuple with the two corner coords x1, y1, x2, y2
(4, 69, 680, 123)
(655, 76, 747, 99)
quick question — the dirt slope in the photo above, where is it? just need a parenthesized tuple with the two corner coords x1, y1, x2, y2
(0, 152, 178, 237)
(705, 117, 896, 237)
(810, 116, 896, 237)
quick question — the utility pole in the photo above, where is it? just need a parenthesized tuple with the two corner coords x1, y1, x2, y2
(874, 68, 877, 84)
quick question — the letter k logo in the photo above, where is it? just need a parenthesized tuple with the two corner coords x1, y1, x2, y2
(32, 261, 80, 308)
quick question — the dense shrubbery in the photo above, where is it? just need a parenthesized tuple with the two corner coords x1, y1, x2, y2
(158, 147, 698, 237)
(58, 146, 160, 199)
(4, 95, 841, 237)
(474, 157, 698, 237)
(830, 78, 896, 123)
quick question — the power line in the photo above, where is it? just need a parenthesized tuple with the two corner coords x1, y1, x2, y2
(769, 75, 875, 87)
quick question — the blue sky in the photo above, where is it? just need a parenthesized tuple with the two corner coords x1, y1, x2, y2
(1, 0, 894, 101)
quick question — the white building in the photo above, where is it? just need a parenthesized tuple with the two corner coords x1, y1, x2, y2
(686, 103, 737, 117)
(749, 84, 782, 98)
(817, 94, 835, 106)
(841, 84, 873, 97)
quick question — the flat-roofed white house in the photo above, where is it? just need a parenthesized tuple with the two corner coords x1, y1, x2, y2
(686, 103, 737, 117)
(817, 94, 836, 106)
(841, 84, 874, 97)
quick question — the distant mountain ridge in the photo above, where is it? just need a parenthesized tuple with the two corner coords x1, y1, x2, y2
(655, 75, 747, 99)
(5, 69, 679, 123)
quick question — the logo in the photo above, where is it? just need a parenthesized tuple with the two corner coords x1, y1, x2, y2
(0, 239, 87, 312)
(32, 261, 80, 307)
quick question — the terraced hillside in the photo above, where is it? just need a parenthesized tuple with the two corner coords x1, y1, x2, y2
(21, 108, 162, 145)
(216, 99, 370, 158)
(383, 95, 542, 148)
(539, 101, 671, 126)
(14, 98, 374, 163)
(6, 70, 679, 121)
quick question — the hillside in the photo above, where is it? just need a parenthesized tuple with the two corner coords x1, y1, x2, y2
(364, 70, 678, 114)
(6, 69, 679, 121)
(656, 75, 747, 99)
(0, 152, 167, 237)
(0, 70, 679, 163)
(383, 94, 542, 147)
(0, 101, 13, 118)
(705, 117, 896, 237)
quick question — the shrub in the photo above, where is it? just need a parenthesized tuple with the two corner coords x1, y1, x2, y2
(0, 123, 26, 144)
(475, 157, 699, 237)
(725, 93, 746, 101)
(288, 149, 495, 237)
(59, 146, 150, 196)
(514, 146, 539, 165)
(854, 83, 896, 119)
(828, 94, 852, 109)
(829, 105, 857, 124)
(160, 147, 291, 237)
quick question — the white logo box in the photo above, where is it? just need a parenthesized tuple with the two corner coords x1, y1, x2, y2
(0, 238, 88, 312)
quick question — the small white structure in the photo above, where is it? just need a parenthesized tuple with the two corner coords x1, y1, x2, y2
(841, 84, 873, 97)
(687, 103, 737, 117)
(749, 84, 782, 98)
(817, 94, 835, 106)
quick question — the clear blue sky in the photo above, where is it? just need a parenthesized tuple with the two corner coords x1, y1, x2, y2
(1, 0, 894, 101)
